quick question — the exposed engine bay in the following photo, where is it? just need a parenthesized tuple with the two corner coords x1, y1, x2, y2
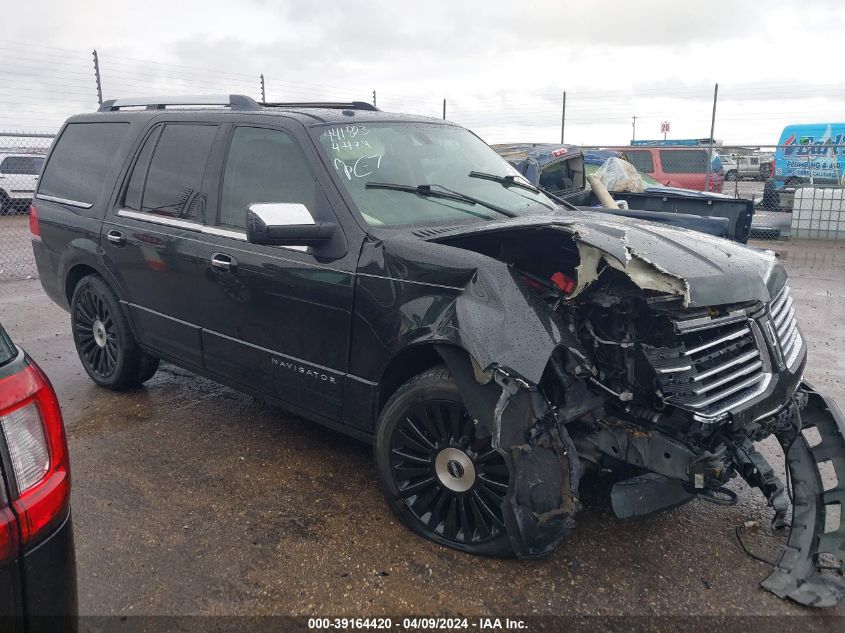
(425, 221, 845, 607)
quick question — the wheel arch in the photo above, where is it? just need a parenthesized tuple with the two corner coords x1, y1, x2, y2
(64, 261, 140, 341)
(376, 341, 460, 415)
(64, 263, 100, 305)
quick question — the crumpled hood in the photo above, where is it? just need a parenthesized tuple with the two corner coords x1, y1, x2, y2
(431, 209, 786, 307)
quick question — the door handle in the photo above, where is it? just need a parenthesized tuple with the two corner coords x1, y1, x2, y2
(210, 252, 237, 272)
(106, 229, 125, 246)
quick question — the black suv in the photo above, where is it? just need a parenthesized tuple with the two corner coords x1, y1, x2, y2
(31, 95, 845, 607)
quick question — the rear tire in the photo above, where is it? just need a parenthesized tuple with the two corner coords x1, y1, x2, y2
(375, 366, 514, 557)
(70, 274, 159, 390)
(725, 170, 738, 182)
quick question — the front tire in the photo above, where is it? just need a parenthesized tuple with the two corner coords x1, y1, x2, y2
(70, 274, 159, 390)
(375, 366, 513, 557)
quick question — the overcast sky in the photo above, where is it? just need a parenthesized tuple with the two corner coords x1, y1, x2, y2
(3, 0, 844, 144)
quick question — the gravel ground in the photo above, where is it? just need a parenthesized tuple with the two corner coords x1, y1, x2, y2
(0, 240, 843, 620)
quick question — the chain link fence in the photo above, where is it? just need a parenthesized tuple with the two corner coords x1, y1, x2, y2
(0, 132, 53, 280)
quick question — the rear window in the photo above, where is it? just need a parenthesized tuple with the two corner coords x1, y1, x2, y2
(624, 150, 654, 173)
(0, 156, 44, 175)
(538, 159, 583, 194)
(659, 149, 708, 174)
(0, 326, 15, 367)
(38, 122, 130, 207)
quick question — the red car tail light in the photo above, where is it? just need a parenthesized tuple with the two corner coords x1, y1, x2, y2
(29, 204, 41, 237)
(0, 362, 70, 547)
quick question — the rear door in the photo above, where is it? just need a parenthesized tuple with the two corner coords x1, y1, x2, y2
(192, 122, 356, 421)
(101, 121, 221, 367)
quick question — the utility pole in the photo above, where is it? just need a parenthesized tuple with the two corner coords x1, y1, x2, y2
(92, 49, 103, 106)
(442, 98, 446, 120)
(260, 74, 266, 104)
(560, 91, 566, 144)
(631, 115, 637, 143)
(372, 90, 377, 108)
(705, 83, 719, 191)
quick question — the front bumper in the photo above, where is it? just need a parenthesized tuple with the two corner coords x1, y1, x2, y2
(761, 383, 845, 607)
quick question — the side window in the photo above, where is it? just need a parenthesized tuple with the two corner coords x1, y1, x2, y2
(625, 150, 654, 173)
(38, 122, 130, 211)
(138, 124, 217, 221)
(1, 156, 42, 175)
(123, 127, 162, 212)
(219, 127, 319, 230)
(660, 150, 708, 174)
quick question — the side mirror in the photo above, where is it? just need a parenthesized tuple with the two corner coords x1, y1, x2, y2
(246, 203, 336, 247)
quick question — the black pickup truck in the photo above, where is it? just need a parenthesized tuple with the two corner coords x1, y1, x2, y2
(494, 143, 754, 243)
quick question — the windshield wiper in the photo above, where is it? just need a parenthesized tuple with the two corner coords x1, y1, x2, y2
(468, 171, 545, 194)
(365, 182, 517, 218)
(468, 171, 576, 211)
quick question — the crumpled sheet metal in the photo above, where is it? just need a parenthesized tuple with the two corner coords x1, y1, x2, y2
(451, 263, 566, 386)
(435, 345, 578, 557)
(432, 213, 787, 308)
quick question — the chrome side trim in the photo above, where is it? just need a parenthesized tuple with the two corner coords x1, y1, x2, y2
(117, 208, 202, 232)
(202, 226, 247, 240)
(35, 193, 93, 209)
(116, 209, 307, 251)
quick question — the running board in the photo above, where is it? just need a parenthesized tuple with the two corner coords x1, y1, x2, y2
(761, 384, 845, 607)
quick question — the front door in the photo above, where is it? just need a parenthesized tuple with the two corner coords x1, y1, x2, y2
(194, 124, 356, 421)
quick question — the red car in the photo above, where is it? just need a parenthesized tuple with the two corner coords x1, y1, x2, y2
(617, 146, 725, 193)
(0, 322, 76, 631)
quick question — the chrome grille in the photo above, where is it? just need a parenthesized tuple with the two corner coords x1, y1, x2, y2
(645, 321, 770, 419)
(770, 285, 803, 369)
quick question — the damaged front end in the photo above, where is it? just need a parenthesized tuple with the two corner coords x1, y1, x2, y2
(425, 217, 845, 607)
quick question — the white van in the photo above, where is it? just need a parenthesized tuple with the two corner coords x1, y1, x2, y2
(0, 153, 45, 214)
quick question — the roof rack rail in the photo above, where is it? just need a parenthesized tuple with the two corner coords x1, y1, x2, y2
(98, 94, 261, 112)
(260, 101, 380, 112)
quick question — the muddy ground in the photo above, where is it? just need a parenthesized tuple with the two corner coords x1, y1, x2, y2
(0, 238, 843, 618)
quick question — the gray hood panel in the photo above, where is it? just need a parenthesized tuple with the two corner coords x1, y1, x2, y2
(432, 211, 786, 307)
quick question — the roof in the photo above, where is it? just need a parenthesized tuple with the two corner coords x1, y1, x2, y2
(84, 94, 447, 127)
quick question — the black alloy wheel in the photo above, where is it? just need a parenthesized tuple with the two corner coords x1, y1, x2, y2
(74, 287, 119, 378)
(70, 274, 160, 389)
(376, 367, 513, 557)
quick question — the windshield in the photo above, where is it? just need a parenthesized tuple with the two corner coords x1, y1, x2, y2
(315, 122, 557, 227)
